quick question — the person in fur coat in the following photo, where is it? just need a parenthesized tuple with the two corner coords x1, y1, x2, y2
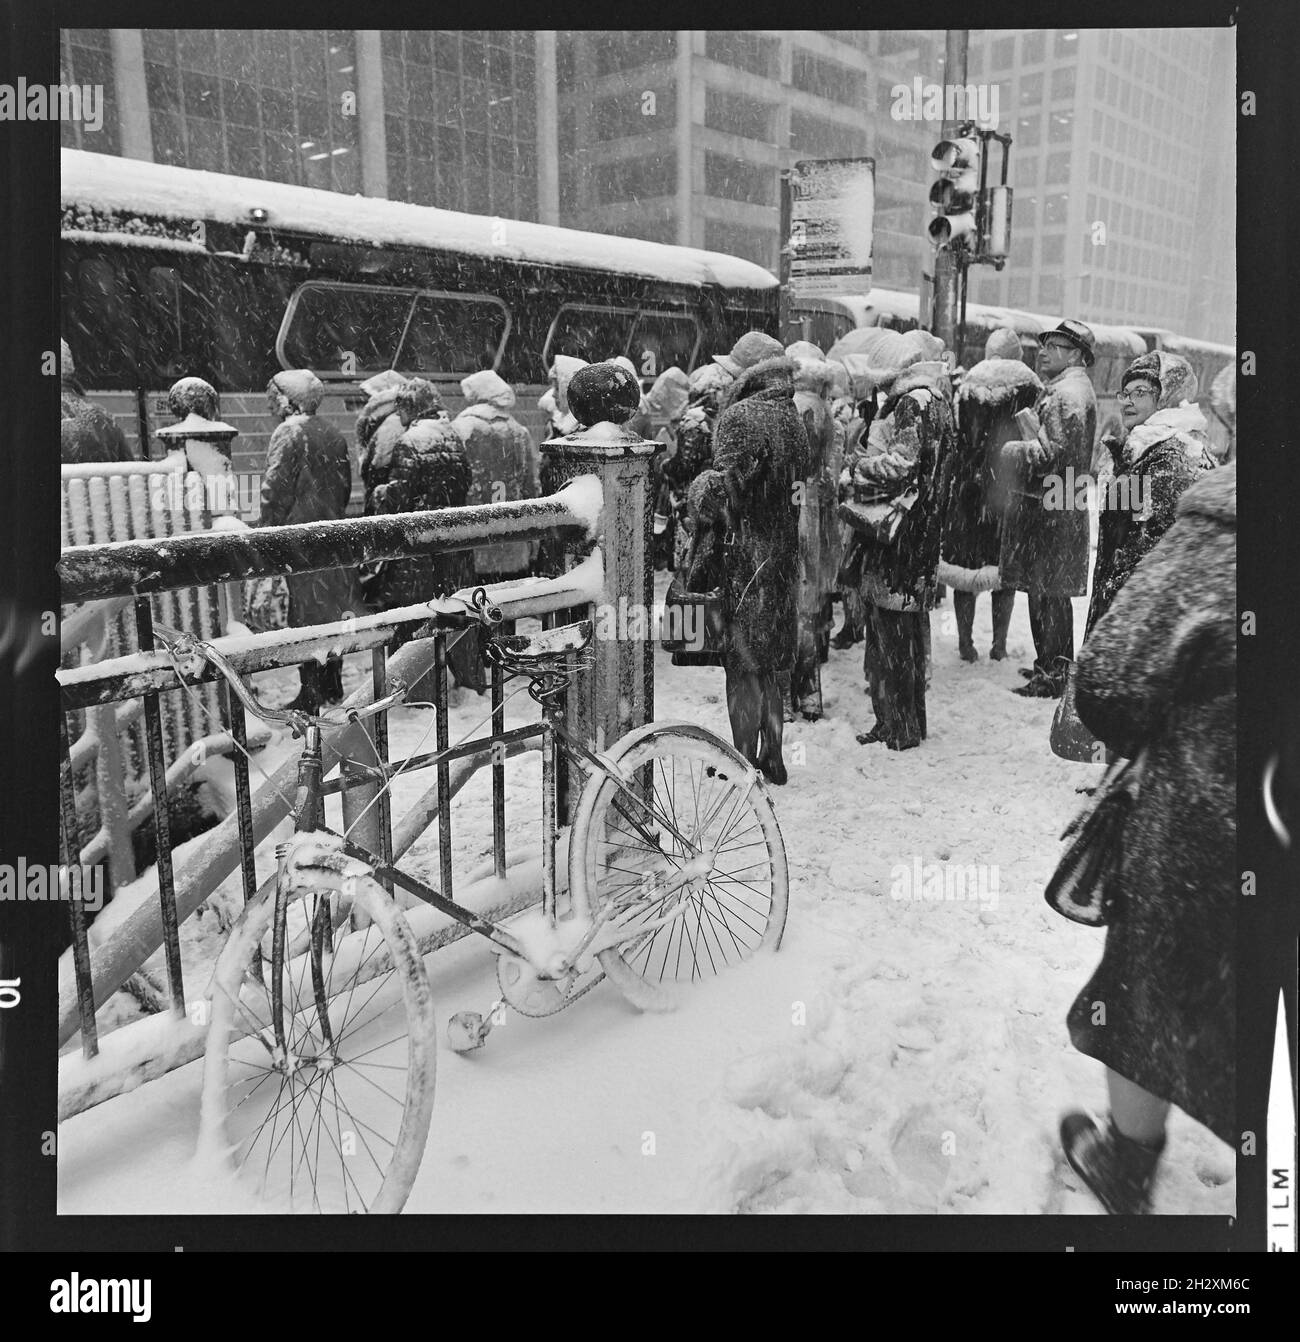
(1060, 463, 1236, 1214)
(940, 327, 1041, 661)
(842, 356, 954, 751)
(687, 356, 812, 784)
(1084, 351, 1217, 639)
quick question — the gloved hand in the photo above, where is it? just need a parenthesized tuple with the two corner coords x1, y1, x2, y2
(970, 565, 1001, 593)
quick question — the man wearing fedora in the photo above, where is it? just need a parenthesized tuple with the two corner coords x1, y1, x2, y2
(999, 319, 1098, 698)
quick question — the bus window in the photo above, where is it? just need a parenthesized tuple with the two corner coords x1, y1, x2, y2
(398, 293, 510, 377)
(280, 282, 413, 378)
(791, 309, 855, 353)
(76, 257, 136, 381)
(544, 304, 637, 366)
(209, 259, 296, 390)
(627, 311, 699, 379)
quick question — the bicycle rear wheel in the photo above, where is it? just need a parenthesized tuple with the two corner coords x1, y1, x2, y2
(199, 866, 436, 1214)
(568, 722, 789, 1012)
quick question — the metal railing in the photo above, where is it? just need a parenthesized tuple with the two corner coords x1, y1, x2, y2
(57, 480, 606, 1073)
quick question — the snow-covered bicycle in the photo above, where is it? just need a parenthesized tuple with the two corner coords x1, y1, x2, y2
(174, 588, 788, 1213)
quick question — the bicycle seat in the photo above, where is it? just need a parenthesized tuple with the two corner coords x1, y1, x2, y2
(488, 619, 593, 667)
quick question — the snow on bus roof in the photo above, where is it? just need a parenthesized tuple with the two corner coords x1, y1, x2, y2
(62, 149, 778, 292)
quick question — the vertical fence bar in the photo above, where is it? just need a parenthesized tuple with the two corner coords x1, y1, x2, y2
(541, 707, 557, 923)
(59, 711, 98, 1060)
(434, 633, 453, 903)
(223, 685, 258, 908)
(133, 597, 186, 1019)
(372, 647, 394, 885)
(491, 658, 506, 880)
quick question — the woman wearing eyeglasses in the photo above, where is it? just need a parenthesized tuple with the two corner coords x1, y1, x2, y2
(1084, 351, 1217, 640)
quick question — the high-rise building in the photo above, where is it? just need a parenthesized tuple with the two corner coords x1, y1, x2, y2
(555, 30, 938, 291)
(965, 27, 1235, 343)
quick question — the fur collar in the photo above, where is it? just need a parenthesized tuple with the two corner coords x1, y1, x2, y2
(724, 356, 796, 408)
(890, 362, 951, 402)
(1122, 402, 1210, 467)
(958, 358, 1042, 403)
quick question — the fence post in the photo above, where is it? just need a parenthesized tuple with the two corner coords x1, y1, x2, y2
(542, 428, 659, 764)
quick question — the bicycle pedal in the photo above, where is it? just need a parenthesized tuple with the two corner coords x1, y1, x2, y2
(447, 1011, 489, 1053)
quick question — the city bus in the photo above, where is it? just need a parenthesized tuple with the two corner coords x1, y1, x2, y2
(61, 148, 778, 512)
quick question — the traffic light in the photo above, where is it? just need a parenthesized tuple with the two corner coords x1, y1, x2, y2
(928, 135, 980, 250)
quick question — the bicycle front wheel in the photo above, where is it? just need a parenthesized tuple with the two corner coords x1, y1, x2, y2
(568, 722, 789, 1011)
(199, 866, 436, 1214)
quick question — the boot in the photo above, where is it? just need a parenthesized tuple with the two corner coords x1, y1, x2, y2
(284, 662, 322, 714)
(320, 654, 345, 705)
(1060, 1112, 1164, 1215)
(989, 589, 1015, 661)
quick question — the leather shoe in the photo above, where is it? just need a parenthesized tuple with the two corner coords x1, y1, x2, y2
(1012, 673, 1063, 698)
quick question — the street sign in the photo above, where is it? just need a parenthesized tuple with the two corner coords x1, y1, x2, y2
(787, 157, 875, 299)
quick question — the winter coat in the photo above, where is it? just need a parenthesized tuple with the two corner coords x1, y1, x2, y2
(357, 388, 406, 514)
(260, 413, 364, 628)
(1068, 464, 1236, 1146)
(792, 359, 844, 614)
(998, 365, 1096, 596)
(695, 357, 813, 675)
(1084, 404, 1217, 637)
(843, 363, 954, 612)
(60, 381, 134, 465)
(367, 413, 474, 609)
(451, 403, 539, 578)
(941, 357, 1042, 569)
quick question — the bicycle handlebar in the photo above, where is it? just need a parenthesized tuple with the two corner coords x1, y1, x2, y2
(158, 630, 407, 731)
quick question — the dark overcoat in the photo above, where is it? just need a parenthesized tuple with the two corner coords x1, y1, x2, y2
(705, 358, 813, 675)
(61, 383, 134, 464)
(260, 413, 363, 627)
(941, 357, 1041, 569)
(999, 365, 1096, 596)
(367, 414, 474, 609)
(1068, 465, 1236, 1146)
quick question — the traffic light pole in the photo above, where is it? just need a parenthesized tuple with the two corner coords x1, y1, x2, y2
(931, 28, 969, 358)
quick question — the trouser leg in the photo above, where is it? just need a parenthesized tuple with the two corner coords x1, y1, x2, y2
(725, 667, 763, 769)
(954, 590, 976, 659)
(758, 674, 788, 784)
(990, 588, 1015, 658)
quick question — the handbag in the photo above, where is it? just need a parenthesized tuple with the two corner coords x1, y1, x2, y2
(837, 484, 919, 546)
(1049, 661, 1100, 762)
(661, 569, 725, 658)
(1043, 753, 1143, 926)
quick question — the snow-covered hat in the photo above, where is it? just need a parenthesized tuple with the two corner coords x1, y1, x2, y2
(60, 338, 75, 380)
(713, 330, 784, 376)
(610, 355, 639, 379)
(1121, 350, 1198, 409)
(269, 369, 326, 415)
(785, 340, 825, 363)
(460, 369, 516, 410)
(1038, 319, 1096, 367)
(549, 355, 589, 413)
(359, 369, 406, 397)
(167, 376, 219, 421)
(396, 378, 445, 420)
(984, 327, 1022, 361)
(644, 366, 690, 421)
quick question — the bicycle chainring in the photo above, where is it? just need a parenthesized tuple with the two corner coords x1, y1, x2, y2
(496, 953, 602, 1017)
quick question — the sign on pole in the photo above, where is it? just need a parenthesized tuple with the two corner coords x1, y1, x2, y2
(787, 157, 875, 299)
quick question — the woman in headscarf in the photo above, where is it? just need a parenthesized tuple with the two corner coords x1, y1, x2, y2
(940, 327, 1041, 661)
(452, 368, 539, 587)
(1084, 351, 1217, 640)
(261, 369, 363, 709)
